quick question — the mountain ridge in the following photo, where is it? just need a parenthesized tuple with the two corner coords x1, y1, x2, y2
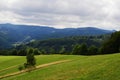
(0, 23, 115, 49)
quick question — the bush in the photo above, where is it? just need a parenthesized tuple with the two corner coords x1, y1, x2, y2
(18, 65, 24, 71)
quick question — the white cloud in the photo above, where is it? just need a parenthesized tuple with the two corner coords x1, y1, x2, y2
(0, 0, 120, 30)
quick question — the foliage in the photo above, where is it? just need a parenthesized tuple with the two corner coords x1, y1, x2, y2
(18, 65, 24, 71)
(11, 49, 18, 55)
(25, 48, 36, 68)
(17, 35, 105, 54)
(79, 43, 88, 55)
(0, 34, 112, 55)
(88, 45, 98, 55)
(34, 48, 40, 55)
(71, 43, 88, 55)
(101, 31, 120, 54)
(71, 44, 81, 55)
(17, 49, 27, 56)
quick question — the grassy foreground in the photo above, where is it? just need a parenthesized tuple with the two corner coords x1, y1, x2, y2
(1, 53, 120, 80)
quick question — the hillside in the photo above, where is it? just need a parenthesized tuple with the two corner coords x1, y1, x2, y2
(1, 53, 120, 80)
(0, 23, 114, 49)
(0, 32, 11, 49)
(17, 36, 105, 54)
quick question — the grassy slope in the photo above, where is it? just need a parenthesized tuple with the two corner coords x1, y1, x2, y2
(0, 55, 74, 76)
(1, 53, 120, 80)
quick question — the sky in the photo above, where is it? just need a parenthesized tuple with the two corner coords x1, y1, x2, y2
(0, 0, 120, 30)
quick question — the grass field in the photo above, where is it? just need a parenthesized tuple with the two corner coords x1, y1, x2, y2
(0, 53, 120, 80)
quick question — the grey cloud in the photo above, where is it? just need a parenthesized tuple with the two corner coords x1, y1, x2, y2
(0, 0, 120, 30)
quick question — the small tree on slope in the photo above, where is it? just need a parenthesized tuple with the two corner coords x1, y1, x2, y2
(24, 48, 36, 69)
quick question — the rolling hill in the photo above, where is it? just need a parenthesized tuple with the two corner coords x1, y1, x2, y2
(0, 32, 11, 49)
(0, 23, 115, 49)
(0, 53, 120, 80)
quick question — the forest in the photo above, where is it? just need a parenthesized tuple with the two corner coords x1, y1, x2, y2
(0, 31, 119, 56)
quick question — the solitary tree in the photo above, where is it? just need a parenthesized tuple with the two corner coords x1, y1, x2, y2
(25, 48, 36, 68)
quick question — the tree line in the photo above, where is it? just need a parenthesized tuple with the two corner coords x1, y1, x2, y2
(0, 32, 120, 56)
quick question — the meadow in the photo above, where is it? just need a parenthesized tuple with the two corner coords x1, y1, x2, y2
(0, 53, 120, 80)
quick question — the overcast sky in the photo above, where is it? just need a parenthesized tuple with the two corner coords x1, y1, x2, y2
(0, 0, 120, 30)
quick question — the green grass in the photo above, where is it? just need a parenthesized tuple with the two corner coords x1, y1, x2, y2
(1, 53, 120, 80)
(0, 55, 75, 76)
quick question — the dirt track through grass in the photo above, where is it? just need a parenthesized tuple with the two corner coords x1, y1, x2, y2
(0, 60, 71, 79)
(0, 64, 21, 72)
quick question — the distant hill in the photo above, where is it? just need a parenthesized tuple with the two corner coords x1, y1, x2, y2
(0, 32, 12, 49)
(0, 23, 115, 49)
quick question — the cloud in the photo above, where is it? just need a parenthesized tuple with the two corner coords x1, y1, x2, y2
(0, 0, 120, 30)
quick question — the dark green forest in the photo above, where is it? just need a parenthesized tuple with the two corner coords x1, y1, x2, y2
(101, 31, 120, 54)
(0, 34, 109, 55)
(0, 31, 120, 56)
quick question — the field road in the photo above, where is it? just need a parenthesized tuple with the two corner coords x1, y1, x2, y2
(0, 59, 71, 79)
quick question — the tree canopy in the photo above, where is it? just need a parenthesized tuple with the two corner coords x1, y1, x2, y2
(101, 31, 120, 54)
